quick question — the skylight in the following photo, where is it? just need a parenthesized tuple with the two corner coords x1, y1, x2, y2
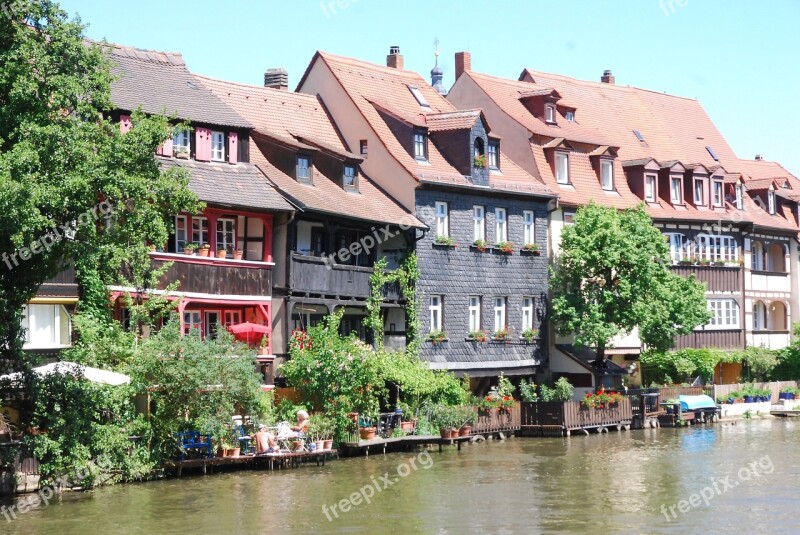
(408, 85, 430, 108)
(706, 146, 719, 161)
(633, 130, 645, 142)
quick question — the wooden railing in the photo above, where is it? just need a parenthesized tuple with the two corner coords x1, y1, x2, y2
(669, 264, 741, 292)
(290, 254, 401, 301)
(471, 402, 521, 434)
(520, 399, 632, 433)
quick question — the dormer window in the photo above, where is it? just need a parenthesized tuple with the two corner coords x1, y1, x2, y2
(555, 152, 570, 185)
(414, 130, 428, 160)
(488, 141, 500, 169)
(211, 131, 225, 162)
(343, 164, 357, 190)
(671, 177, 682, 204)
(768, 190, 776, 214)
(645, 174, 656, 202)
(600, 160, 614, 191)
(360, 140, 368, 155)
(297, 155, 312, 183)
(565, 111, 575, 122)
(694, 179, 704, 205)
(473, 137, 485, 158)
(173, 128, 191, 157)
(545, 104, 556, 124)
(712, 179, 723, 207)
(408, 85, 430, 108)
(734, 183, 743, 209)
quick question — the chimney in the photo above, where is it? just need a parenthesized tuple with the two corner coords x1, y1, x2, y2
(264, 68, 288, 91)
(755, 154, 764, 161)
(601, 69, 615, 84)
(387, 46, 404, 69)
(455, 51, 472, 80)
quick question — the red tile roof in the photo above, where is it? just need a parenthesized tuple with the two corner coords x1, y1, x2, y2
(195, 75, 423, 228)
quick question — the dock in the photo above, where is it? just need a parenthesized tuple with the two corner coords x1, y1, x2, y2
(339, 434, 481, 456)
(163, 450, 338, 477)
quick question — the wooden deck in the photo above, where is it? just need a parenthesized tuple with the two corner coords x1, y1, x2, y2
(519, 400, 633, 436)
(340, 435, 482, 456)
(771, 409, 800, 417)
(163, 450, 338, 477)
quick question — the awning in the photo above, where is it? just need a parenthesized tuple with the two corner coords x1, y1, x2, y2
(0, 362, 130, 386)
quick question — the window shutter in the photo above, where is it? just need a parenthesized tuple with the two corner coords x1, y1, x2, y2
(195, 127, 212, 161)
(238, 133, 250, 163)
(120, 115, 132, 133)
(228, 132, 238, 164)
(160, 136, 173, 157)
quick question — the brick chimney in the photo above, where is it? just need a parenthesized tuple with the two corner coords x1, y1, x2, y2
(601, 69, 615, 84)
(264, 68, 288, 90)
(387, 46, 404, 69)
(755, 154, 764, 161)
(455, 51, 471, 80)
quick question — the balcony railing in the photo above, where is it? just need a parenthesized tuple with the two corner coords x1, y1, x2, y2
(289, 254, 401, 300)
(674, 329, 742, 350)
(150, 253, 272, 297)
(669, 264, 741, 292)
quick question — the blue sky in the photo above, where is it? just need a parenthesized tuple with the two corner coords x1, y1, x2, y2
(61, 0, 800, 176)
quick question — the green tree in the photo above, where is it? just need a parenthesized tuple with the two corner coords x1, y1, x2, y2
(0, 1, 198, 372)
(551, 203, 710, 363)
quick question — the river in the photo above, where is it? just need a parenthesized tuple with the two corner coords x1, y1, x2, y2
(2, 418, 798, 534)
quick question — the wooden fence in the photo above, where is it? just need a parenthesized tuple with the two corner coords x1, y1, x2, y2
(712, 381, 797, 402)
(520, 399, 632, 436)
(622, 386, 709, 428)
(471, 403, 521, 434)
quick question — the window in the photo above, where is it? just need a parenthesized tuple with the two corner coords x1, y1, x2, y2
(216, 218, 236, 256)
(343, 165, 357, 188)
(473, 137, 485, 158)
(493, 298, 506, 333)
(707, 299, 739, 328)
(751, 241, 765, 271)
(211, 131, 225, 161)
(555, 152, 569, 185)
(473, 206, 485, 242)
(297, 156, 311, 181)
(633, 130, 645, 142)
(753, 301, 766, 330)
(545, 104, 556, 124)
(183, 311, 202, 336)
(706, 146, 719, 161)
(563, 211, 575, 225)
(434, 201, 449, 238)
(488, 141, 499, 169)
(768, 191, 776, 214)
(414, 130, 428, 160)
(408, 85, 430, 108)
(173, 128, 191, 155)
(429, 296, 443, 332)
(205, 311, 220, 339)
(713, 180, 723, 207)
(694, 179, 704, 205)
(735, 183, 743, 209)
(600, 160, 614, 191)
(495, 208, 507, 242)
(120, 306, 131, 332)
(671, 177, 682, 204)
(696, 235, 738, 262)
(21, 305, 71, 348)
(522, 297, 534, 331)
(360, 140, 368, 155)
(667, 233, 685, 263)
(645, 174, 656, 202)
(192, 217, 209, 246)
(224, 311, 242, 327)
(174, 215, 188, 251)
(523, 211, 535, 245)
(468, 296, 481, 332)
(565, 111, 575, 122)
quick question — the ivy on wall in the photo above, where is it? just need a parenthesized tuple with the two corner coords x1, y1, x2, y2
(365, 253, 421, 356)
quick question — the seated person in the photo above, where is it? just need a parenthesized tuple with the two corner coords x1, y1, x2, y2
(251, 424, 279, 454)
(291, 410, 309, 435)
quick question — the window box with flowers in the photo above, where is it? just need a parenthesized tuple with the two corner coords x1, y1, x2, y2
(521, 328, 538, 343)
(492, 328, 510, 342)
(473, 154, 488, 169)
(494, 241, 514, 255)
(433, 235, 457, 248)
(468, 330, 488, 342)
(427, 330, 448, 344)
(521, 243, 540, 256)
(498, 395, 516, 413)
(477, 395, 499, 413)
(581, 390, 624, 409)
(471, 239, 489, 253)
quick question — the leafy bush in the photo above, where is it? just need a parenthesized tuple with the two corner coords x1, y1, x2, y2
(519, 380, 538, 402)
(553, 377, 574, 401)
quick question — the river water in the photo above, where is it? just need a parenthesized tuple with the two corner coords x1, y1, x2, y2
(3, 418, 799, 534)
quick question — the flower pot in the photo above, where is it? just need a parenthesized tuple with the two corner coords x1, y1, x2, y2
(359, 427, 376, 441)
(198, 247, 210, 257)
(459, 425, 471, 437)
(233, 250, 244, 260)
(779, 392, 790, 400)
(183, 248, 195, 256)
(217, 249, 228, 259)
(324, 439, 333, 450)
(439, 428, 454, 439)
(400, 421, 415, 432)
(734, 398, 744, 404)
(744, 396, 754, 403)
(315, 440, 325, 451)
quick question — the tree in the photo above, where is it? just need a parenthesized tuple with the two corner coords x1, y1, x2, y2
(0, 1, 198, 371)
(551, 203, 710, 363)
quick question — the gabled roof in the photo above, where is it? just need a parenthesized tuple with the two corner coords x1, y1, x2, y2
(107, 44, 252, 129)
(195, 75, 423, 228)
(425, 109, 483, 132)
(300, 51, 552, 197)
(157, 158, 292, 212)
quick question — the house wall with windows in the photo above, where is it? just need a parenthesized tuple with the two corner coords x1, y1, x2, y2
(743, 233, 793, 349)
(415, 186, 549, 376)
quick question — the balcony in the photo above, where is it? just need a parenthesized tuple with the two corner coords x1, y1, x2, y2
(38, 265, 79, 297)
(749, 331, 791, 350)
(289, 254, 401, 300)
(749, 271, 790, 293)
(673, 329, 742, 350)
(150, 253, 272, 297)
(669, 264, 741, 292)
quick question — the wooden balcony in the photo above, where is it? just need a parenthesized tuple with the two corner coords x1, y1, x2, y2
(37, 265, 79, 297)
(289, 254, 401, 301)
(150, 253, 272, 297)
(669, 264, 741, 292)
(673, 329, 742, 350)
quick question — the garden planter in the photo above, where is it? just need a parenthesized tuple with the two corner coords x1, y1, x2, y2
(744, 396, 754, 403)
(217, 249, 228, 259)
(183, 248, 195, 256)
(233, 250, 244, 260)
(779, 392, 791, 400)
(198, 247, 210, 257)
(440, 428, 458, 439)
(359, 427, 376, 441)
(459, 425, 472, 436)
(315, 440, 325, 451)
(324, 439, 333, 450)
(400, 421, 415, 432)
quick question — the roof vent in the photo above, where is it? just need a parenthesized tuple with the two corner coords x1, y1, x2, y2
(264, 68, 288, 91)
(601, 70, 615, 84)
(755, 154, 764, 161)
(387, 46, 404, 69)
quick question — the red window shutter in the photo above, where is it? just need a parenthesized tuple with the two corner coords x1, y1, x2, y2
(228, 132, 238, 164)
(120, 115, 132, 133)
(195, 127, 211, 161)
(160, 137, 173, 157)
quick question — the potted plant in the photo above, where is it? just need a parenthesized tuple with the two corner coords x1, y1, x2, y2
(359, 413, 377, 441)
(731, 390, 744, 404)
(493, 328, 510, 341)
(553, 377, 574, 402)
(434, 235, 457, 247)
(519, 380, 539, 403)
(175, 147, 190, 159)
(698, 258, 711, 266)
(233, 248, 244, 260)
(468, 330, 488, 342)
(521, 243, 540, 255)
(216, 248, 228, 259)
(455, 405, 475, 436)
(307, 414, 327, 452)
(258, 335, 270, 355)
(473, 154, 488, 169)
(198, 243, 211, 257)
(779, 387, 794, 400)
(472, 239, 489, 252)
(430, 404, 458, 438)
(217, 427, 241, 458)
(183, 242, 198, 255)
(521, 328, 538, 343)
(428, 330, 448, 344)
(495, 241, 514, 254)
(678, 259, 693, 266)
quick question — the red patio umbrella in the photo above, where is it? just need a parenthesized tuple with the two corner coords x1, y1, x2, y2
(227, 322, 269, 345)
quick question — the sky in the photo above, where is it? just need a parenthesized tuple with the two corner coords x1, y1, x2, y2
(59, 0, 800, 177)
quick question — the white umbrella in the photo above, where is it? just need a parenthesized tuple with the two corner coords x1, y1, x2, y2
(0, 362, 130, 386)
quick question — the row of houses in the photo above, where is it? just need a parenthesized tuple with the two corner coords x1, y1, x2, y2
(24, 43, 800, 391)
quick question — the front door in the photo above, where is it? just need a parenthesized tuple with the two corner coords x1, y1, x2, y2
(205, 311, 221, 339)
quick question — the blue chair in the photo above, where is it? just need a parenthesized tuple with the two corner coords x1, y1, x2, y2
(176, 431, 214, 460)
